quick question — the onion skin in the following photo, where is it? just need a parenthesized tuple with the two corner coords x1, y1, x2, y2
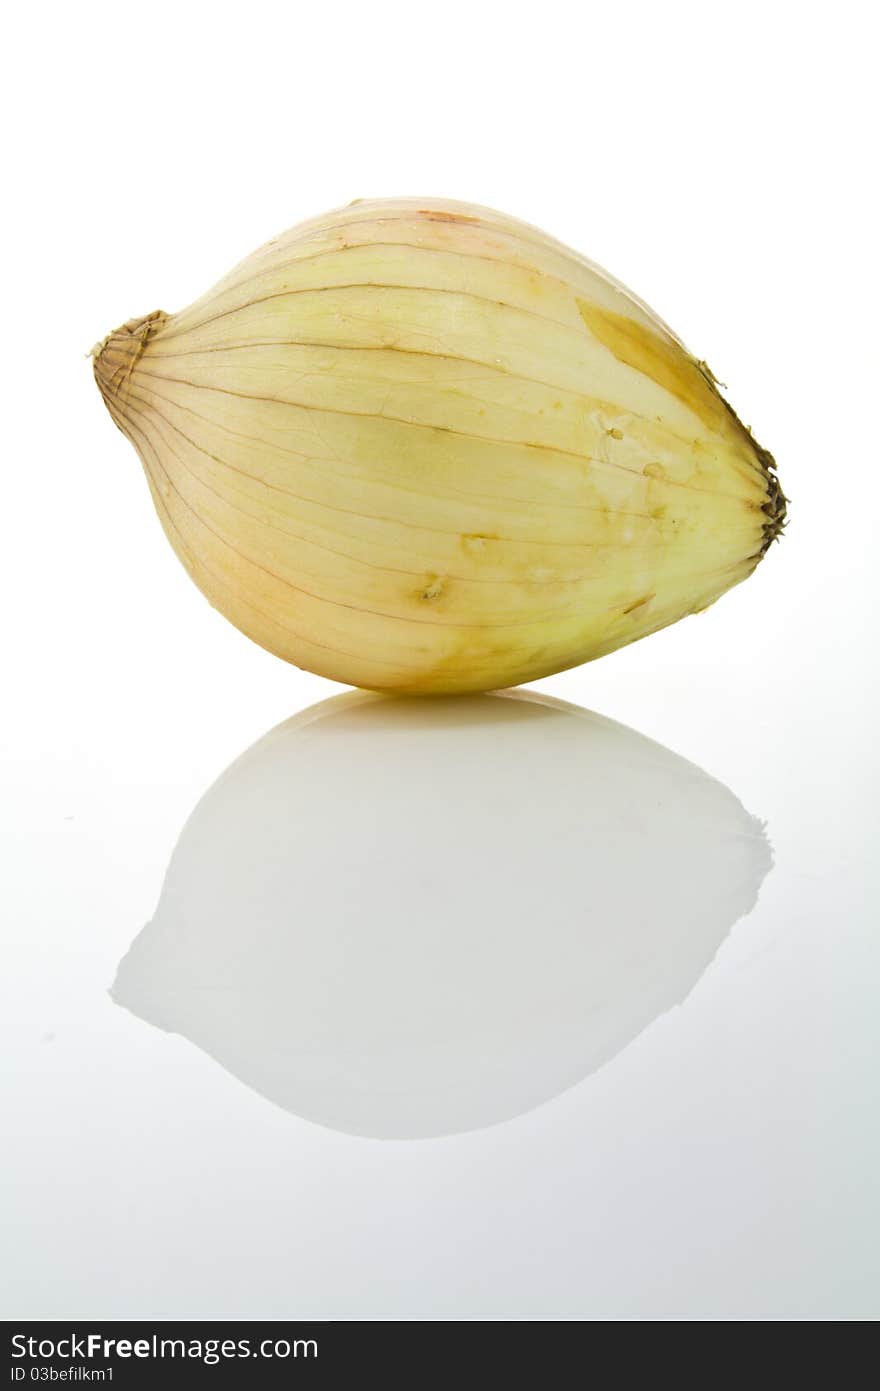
(93, 198, 785, 693)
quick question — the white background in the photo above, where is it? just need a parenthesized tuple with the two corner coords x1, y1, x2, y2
(2, 0, 877, 1319)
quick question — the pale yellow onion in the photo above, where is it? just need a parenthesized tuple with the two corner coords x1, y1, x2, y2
(93, 198, 785, 693)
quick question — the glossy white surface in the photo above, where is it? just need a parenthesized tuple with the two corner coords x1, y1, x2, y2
(5, 628, 877, 1318)
(4, 0, 877, 1321)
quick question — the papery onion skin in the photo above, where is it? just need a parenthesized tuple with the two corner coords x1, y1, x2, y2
(93, 198, 785, 693)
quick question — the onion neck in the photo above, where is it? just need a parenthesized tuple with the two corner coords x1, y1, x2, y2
(92, 310, 167, 407)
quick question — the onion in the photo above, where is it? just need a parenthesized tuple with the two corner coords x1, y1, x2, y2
(93, 199, 785, 692)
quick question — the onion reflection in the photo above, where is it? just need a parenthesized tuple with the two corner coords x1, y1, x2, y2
(112, 691, 771, 1138)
